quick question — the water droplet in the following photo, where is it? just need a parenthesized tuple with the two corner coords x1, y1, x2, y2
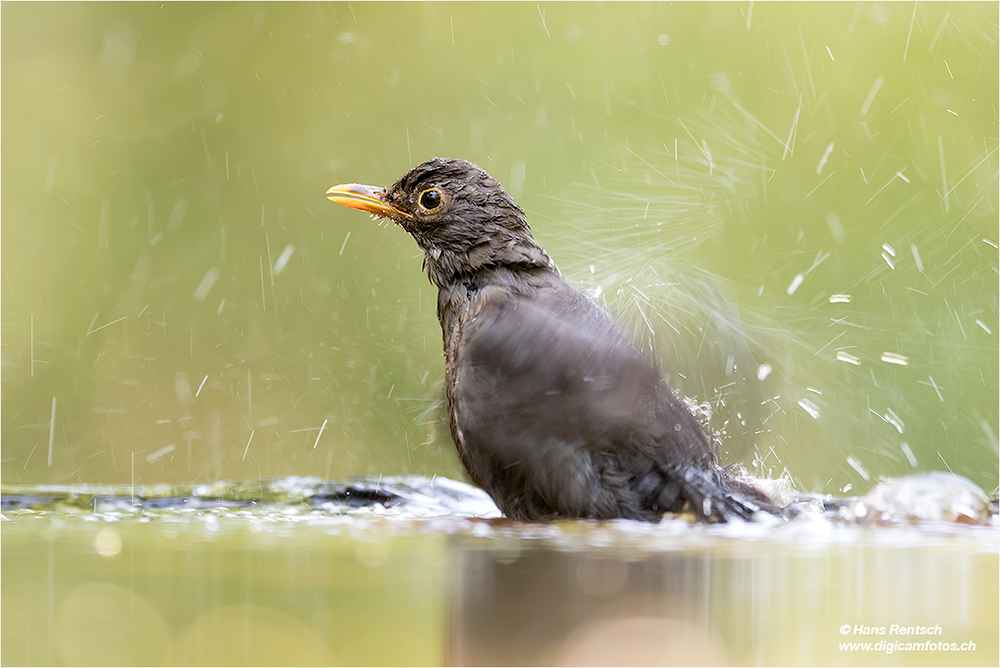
(836, 351, 861, 365)
(797, 398, 820, 419)
(880, 352, 909, 366)
(846, 456, 870, 481)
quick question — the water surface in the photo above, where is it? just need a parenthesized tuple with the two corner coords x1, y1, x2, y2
(3, 479, 997, 666)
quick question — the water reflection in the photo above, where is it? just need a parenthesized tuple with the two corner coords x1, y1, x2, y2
(447, 547, 737, 666)
(2, 512, 449, 666)
(2, 489, 996, 666)
(54, 582, 172, 666)
(177, 605, 332, 666)
(447, 530, 998, 666)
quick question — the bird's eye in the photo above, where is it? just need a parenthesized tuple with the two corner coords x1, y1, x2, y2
(419, 188, 442, 210)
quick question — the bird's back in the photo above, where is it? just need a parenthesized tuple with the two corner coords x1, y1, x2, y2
(441, 266, 770, 521)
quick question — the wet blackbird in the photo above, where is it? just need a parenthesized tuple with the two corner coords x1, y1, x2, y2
(327, 158, 774, 522)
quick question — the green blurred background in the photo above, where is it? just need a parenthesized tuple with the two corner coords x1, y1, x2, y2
(2, 1, 997, 494)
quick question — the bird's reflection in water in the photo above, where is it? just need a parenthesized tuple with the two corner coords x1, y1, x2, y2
(446, 522, 998, 666)
(446, 545, 733, 666)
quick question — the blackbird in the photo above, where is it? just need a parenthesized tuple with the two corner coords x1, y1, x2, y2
(327, 157, 775, 522)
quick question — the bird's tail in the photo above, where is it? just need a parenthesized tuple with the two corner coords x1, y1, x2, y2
(635, 462, 781, 521)
(692, 466, 780, 521)
(645, 466, 778, 521)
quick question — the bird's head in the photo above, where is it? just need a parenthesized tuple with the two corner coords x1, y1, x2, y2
(327, 158, 550, 286)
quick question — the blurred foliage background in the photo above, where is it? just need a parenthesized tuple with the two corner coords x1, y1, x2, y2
(2, 2, 997, 494)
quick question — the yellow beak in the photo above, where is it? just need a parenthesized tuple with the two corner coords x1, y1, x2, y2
(326, 183, 411, 219)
